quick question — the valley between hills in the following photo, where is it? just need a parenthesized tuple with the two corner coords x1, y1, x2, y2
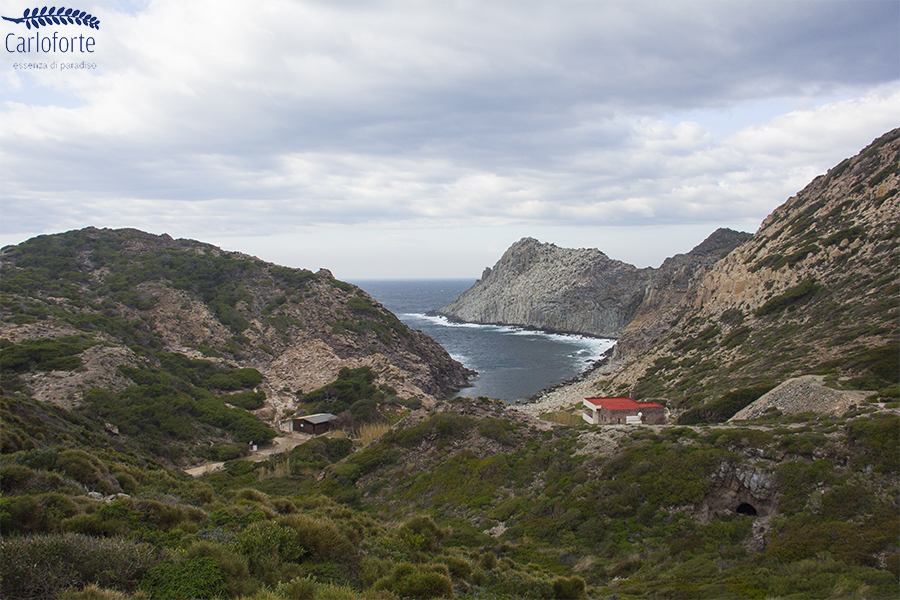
(0, 129, 897, 599)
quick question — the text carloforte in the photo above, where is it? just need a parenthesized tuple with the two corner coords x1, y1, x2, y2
(6, 31, 95, 53)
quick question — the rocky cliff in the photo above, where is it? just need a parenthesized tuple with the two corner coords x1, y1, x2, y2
(0, 228, 473, 422)
(531, 128, 899, 415)
(436, 229, 750, 338)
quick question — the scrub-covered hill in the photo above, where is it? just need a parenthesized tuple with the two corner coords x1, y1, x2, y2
(0, 227, 472, 464)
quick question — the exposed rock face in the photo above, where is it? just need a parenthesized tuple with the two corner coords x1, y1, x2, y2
(534, 128, 899, 412)
(0, 228, 473, 420)
(437, 229, 749, 338)
(698, 462, 776, 526)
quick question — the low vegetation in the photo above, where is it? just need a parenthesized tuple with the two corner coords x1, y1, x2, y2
(2, 388, 897, 599)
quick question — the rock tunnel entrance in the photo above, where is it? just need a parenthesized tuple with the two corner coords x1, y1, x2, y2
(736, 502, 758, 516)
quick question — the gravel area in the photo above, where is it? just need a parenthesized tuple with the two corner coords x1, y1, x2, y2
(730, 375, 872, 421)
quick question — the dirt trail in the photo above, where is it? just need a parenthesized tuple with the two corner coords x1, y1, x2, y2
(183, 432, 311, 477)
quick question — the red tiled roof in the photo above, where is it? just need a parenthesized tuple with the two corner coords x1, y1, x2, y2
(584, 397, 664, 410)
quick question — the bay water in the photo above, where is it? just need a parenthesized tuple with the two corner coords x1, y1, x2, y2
(351, 279, 615, 403)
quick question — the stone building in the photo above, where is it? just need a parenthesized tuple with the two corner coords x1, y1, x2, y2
(582, 397, 666, 425)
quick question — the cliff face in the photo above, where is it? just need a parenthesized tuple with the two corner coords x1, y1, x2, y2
(0, 228, 473, 420)
(437, 239, 651, 336)
(533, 128, 899, 412)
(437, 229, 750, 339)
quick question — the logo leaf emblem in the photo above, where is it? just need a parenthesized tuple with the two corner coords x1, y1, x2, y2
(2, 5, 99, 29)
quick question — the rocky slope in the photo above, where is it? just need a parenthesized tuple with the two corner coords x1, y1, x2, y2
(436, 229, 750, 338)
(0, 228, 472, 422)
(531, 128, 899, 415)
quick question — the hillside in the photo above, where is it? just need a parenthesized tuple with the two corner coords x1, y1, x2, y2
(516, 129, 899, 417)
(2, 389, 897, 599)
(436, 229, 750, 338)
(0, 227, 472, 464)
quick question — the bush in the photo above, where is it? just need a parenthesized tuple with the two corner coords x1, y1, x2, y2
(237, 521, 307, 585)
(140, 557, 229, 600)
(186, 541, 253, 597)
(373, 563, 453, 599)
(398, 516, 449, 552)
(0, 533, 158, 600)
(848, 413, 899, 473)
(224, 390, 267, 410)
(0, 336, 94, 374)
(755, 279, 822, 317)
(550, 576, 587, 599)
(0, 492, 80, 535)
(0, 463, 36, 492)
(277, 513, 355, 557)
(274, 576, 317, 599)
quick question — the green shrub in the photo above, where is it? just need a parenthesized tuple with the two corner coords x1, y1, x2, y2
(274, 575, 317, 599)
(237, 521, 308, 584)
(440, 554, 473, 579)
(224, 390, 267, 410)
(111, 471, 140, 495)
(0, 492, 80, 535)
(186, 540, 253, 597)
(550, 575, 587, 599)
(384, 413, 474, 448)
(234, 488, 273, 506)
(0, 336, 95, 374)
(398, 516, 449, 552)
(0, 463, 36, 492)
(57, 449, 110, 489)
(755, 279, 822, 317)
(133, 498, 189, 530)
(477, 418, 517, 446)
(847, 413, 899, 473)
(0, 533, 158, 600)
(277, 513, 354, 557)
(140, 556, 229, 600)
(373, 562, 453, 599)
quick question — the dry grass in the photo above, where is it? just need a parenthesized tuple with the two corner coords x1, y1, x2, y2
(355, 422, 391, 447)
(542, 410, 582, 426)
(257, 458, 291, 481)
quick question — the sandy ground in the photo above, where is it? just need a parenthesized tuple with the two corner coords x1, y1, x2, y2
(183, 432, 312, 477)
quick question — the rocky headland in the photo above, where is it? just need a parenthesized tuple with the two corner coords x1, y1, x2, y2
(436, 229, 750, 339)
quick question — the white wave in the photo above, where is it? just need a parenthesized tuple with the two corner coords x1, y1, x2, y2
(405, 313, 506, 330)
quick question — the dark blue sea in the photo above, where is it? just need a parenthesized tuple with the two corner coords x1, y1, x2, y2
(350, 279, 615, 402)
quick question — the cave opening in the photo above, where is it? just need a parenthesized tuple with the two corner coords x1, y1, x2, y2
(736, 502, 758, 516)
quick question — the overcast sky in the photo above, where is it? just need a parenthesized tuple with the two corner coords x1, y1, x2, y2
(1, 0, 897, 279)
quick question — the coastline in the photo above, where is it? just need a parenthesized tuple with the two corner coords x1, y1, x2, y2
(425, 310, 615, 340)
(514, 348, 616, 415)
(427, 310, 619, 409)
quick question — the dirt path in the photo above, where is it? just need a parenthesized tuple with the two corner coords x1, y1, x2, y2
(183, 432, 312, 477)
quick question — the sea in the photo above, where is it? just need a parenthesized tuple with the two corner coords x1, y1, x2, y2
(350, 279, 616, 403)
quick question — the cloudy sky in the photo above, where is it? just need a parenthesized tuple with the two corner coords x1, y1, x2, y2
(1, 0, 897, 279)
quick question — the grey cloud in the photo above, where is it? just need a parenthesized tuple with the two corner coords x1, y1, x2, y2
(1, 0, 898, 247)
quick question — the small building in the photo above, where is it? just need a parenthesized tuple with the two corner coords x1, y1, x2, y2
(291, 413, 338, 434)
(582, 397, 666, 425)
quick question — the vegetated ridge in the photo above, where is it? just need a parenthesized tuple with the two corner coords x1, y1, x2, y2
(0, 227, 472, 463)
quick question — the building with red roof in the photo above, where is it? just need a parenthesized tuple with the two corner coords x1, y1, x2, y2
(582, 397, 666, 425)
